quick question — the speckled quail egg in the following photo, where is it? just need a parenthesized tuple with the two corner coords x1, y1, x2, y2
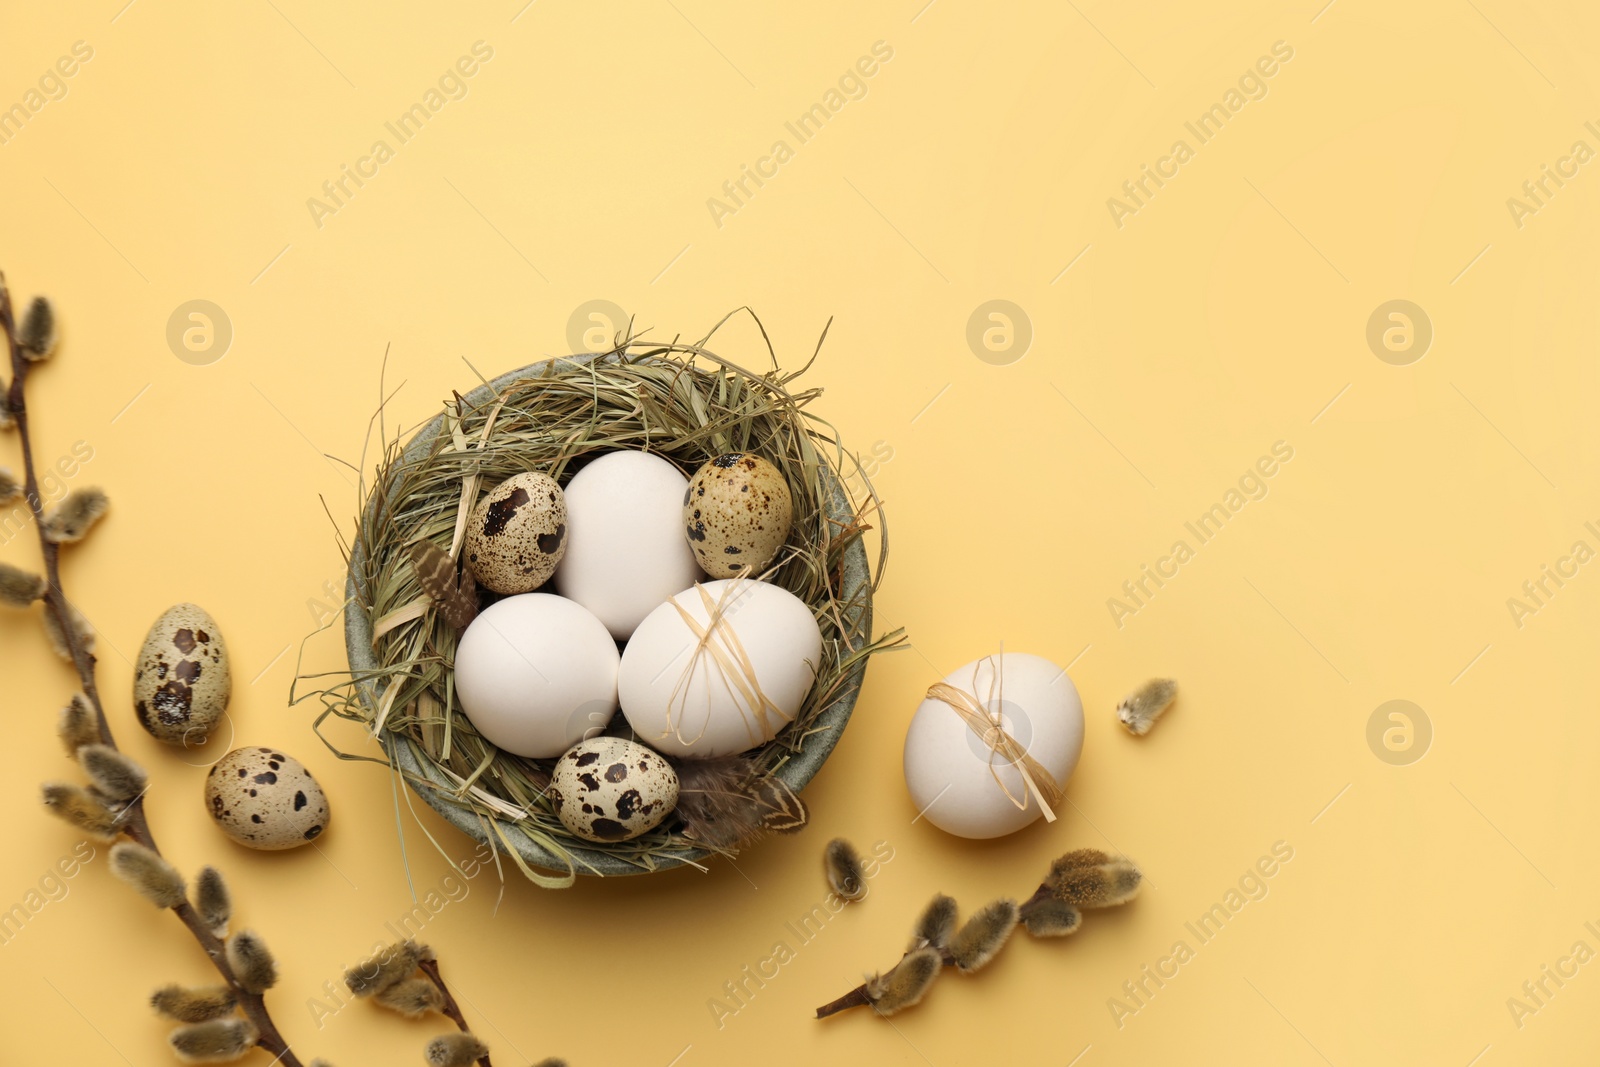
(684, 453, 794, 577)
(204, 747, 330, 850)
(134, 603, 230, 746)
(548, 737, 679, 842)
(465, 471, 567, 594)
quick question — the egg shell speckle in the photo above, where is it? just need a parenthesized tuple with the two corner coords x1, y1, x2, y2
(465, 471, 567, 594)
(683, 453, 794, 578)
(204, 748, 330, 850)
(134, 603, 231, 745)
(548, 737, 678, 842)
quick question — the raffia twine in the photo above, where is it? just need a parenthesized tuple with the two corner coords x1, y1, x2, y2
(925, 653, 1061, 821)
(663, 579, 786, 751)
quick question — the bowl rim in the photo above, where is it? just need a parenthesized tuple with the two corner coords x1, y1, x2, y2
(342, 352, 874, 879)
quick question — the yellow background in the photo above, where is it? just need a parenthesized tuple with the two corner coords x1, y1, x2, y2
(3, 1, 1598, 1064)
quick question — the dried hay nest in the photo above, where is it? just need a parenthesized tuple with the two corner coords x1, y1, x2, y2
(306, 322, 895, 886)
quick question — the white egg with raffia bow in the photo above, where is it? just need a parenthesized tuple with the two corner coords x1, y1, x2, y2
(553, 450, 704, 640)
(453, 593, 619, 758)
(902, 652, 1084, 839)
(618, 579, 822, 758)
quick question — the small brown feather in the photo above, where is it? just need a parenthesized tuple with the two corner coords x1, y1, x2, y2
(407, 541, 478, 631)
(756, 775, 808, 832)
(672, 755, 807, 849)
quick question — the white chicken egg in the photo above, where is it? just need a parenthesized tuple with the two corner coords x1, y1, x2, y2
(553, 450, 704, 640)
(618, 578, 821, 758)
(902, 652, 1084, 839)
(453, 593, 619, 758)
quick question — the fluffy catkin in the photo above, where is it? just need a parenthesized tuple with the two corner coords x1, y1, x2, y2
(42, 601, 95, 660)
(1117, 678, 1177, 736)
(344, 939, 427, 997)
(373, 977, 443, 1018)
(167, 1018, 257, 1063)
(0, 562, 46, 606)
(150, 984, 238, 1023)
(194, 866, 231, 937)
(1019, 898, 1082, 938)
(865, 947, 942, 1015)
(226, 930, 278, 993)
(42, 487, 108, 544)
(41, 781, 119, 841)
(823, 838, 866, 901)
(1049, 848, 1110, 875)
(1047, 858, 1143, 909)
(57, 693, 99, 754)
(947, 899, 1019, 973)
(0, 467, 20, 503)
(110, 842, 186, 908)
(908, 893, 959, 952)
(424, 1033, 489, 1067)
(18, 296, 57, 360)
(79, 743, 147, 801)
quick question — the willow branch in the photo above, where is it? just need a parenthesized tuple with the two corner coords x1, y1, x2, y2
(812, 943, 960, 1020)
(419, 958, 494, 1067)
(4, 275, 303, 1067)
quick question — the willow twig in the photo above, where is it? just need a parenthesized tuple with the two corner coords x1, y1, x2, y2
(814, 851, 1143, 1019)
(418, 958, 493, 1067)
(2, 274, 304, 1067)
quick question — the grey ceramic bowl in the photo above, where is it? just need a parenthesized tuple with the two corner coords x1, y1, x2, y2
(343, 355, 874, 878)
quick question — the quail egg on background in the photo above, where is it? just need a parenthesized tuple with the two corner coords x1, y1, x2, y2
(204, 747, 330, 850)
(464, 471, 567, 594)
(134, 603, 231, 746)
(684, 453, 794, 578)
(548, 736, 679, 842)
